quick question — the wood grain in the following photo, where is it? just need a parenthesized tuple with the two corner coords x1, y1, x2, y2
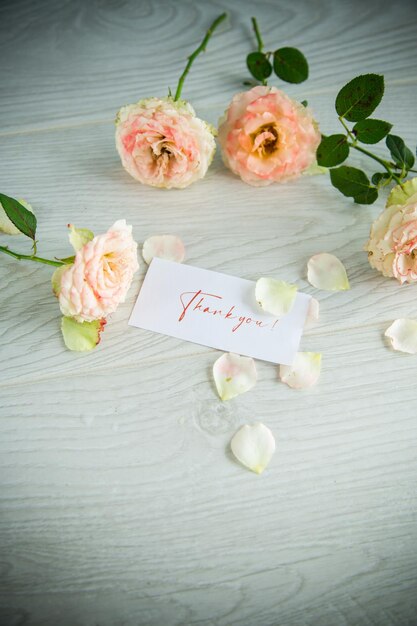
(1, 1, 417, 625)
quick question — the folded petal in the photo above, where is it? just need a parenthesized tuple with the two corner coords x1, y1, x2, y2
(142, 234, 185, 264)
(255, 277, 297, 317)
(213, 352, 257, 401)
(385, 319, 417, 354)
(307, 253, 350, 291)
(61, 316, 106, 351)
(280, 351, 322, 388)
(305, 297, 319, 328)
(230, 422, 276, 474)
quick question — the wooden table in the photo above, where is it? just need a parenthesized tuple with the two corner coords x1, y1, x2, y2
(1, 1, 417, 624)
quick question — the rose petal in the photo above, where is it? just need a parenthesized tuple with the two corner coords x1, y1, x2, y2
(68, 225, 94, 252)
(213, 352, 257, 401)
(255, 277, 297, 317)
(0, 199, 34, 236)
(61, 316, 106, 352)
(280, 351, 322, 389)
(307, 253, 350, 291)
(304, 297, 319, 328)
(142, 235, 185, 265)
(385, 319, 417, 354)
(230, 422, 275, 474)
(386, 177, 417, 208)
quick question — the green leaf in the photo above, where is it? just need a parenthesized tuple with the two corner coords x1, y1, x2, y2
(51, 265, 68, 297)
(353, 119, 392, 144)
(335, 74, 384, 122)
(61, 316, 106, 352)
(273, 47, 309, 84)
(316, 134, 349, 167)
(300, 100, 308, 107)
(0, 193, 37, 240)
(386, 134, 415, 170)
(371, 172, 391, 186)
(246, 52, 272, 82)
(329, 166, 378, 204)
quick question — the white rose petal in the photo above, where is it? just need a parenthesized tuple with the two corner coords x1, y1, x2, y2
(230, 423, 276, 474)
(280, 351, 322, 389)
(142, 235, 185, 265)
(255, 277, 297, 317)
(0, 199, 34, 236)
(213, 352, 257, 401)
(307, 253, 350, 291)
(385, 319, 417, 354)
(305, 297, 320, 328)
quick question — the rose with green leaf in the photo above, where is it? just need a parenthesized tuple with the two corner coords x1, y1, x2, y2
(218, 18, 320, 186)
(316, 74, 416, 204)
(0, 195, 139, 351)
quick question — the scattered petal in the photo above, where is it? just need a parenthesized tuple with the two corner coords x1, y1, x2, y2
(61, 316, 106, 352)
(305, 297, 320, 328)
(230, 422, 275, 474)
(68, 224, 94, 252)
(386, 177, 417, 208)
(280, 351, 322, 389)
(385, 319, 417, 354)
(307, 253, 350, 291)
(0, 198, 34, 235)
(255, 277, 297, 317)
(142, 234, 185, 264)
(213, 352, 257, 401)
(51, 265, 69, 297)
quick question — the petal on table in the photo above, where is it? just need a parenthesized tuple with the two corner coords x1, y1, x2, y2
(305, 297, 319, 328)
(68, 224, 94, 252)
(255, 277, 297, 317)
(385, 319, 417, 354)
(61, 316, 106, 352)
(142, 234, 185, 264)
(230, 423, 276, 474)
(307, 253, 350, 291)
(213, 352, 257, 401)
(280, 352, 322, 389)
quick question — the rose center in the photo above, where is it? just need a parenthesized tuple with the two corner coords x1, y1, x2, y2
(251, 124, 279, 157)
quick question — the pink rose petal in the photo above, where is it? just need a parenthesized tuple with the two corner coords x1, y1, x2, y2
(280, 352, 322, 389)
(307, 253, 350, 291)
(213, 352, 257, 401)
(142, 235, 185, 265)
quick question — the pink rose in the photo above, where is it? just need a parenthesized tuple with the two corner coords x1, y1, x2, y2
(58, 220, 139, 322)
(218, 86, 320, 186)
(366, 181, 417, 284)
(115, 97, 216, 189)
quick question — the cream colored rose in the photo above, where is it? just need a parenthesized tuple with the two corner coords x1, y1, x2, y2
(366, 178, 417, 284)
(115, 97, 216, 189)
(58, 220, 139, 322)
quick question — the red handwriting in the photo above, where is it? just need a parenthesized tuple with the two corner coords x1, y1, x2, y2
(178, 290, 277, 333)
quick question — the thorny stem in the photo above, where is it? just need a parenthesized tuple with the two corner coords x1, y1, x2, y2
(0, 245, 64, 267)
(174, 13, 227, 101)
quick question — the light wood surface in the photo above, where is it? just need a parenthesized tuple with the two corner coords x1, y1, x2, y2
(1, 1, 417, 624)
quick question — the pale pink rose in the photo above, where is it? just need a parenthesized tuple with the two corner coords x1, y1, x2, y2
(115, 97, 216, 189)
(366, 190, 417, 284)
(58, 220, 139, 322)
(218, 86, 321, 186)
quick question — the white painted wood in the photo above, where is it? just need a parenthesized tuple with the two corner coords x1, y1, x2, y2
(1, 1, 417, 624)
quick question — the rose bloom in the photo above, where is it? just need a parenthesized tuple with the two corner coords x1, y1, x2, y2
(218, 86, 320, 186)
(115, 97, 216, 189)
(366, 185, 417, 284)
(58, 220, 139, 322)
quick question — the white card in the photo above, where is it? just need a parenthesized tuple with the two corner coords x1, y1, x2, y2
(129, 258, 311, 365)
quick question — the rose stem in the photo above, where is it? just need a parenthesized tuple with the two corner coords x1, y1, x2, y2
(251, 17, 264, 53)
(349, 144, 403, 185)
(174, 12, 227, 102)
(0, 245, 64, 267)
